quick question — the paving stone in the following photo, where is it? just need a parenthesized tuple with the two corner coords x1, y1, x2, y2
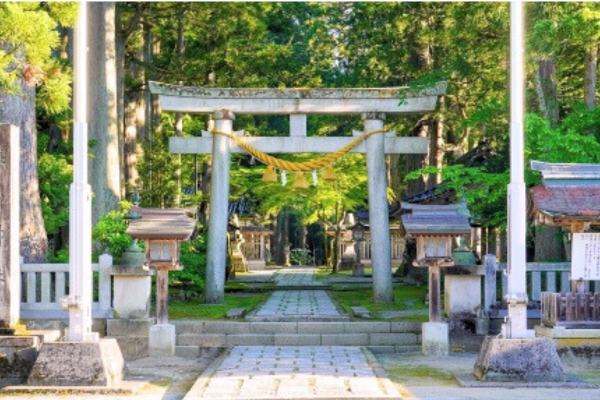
(226, 308, 246, 319)
(344, 322, 391, 333)
(390, 321, 422, 333)
(297, 322, 345, 334)
(273, 334, 321, 346)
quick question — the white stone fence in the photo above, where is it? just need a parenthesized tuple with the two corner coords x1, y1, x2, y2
(483, 254, 600, 317)
(20, 254, 113, 319)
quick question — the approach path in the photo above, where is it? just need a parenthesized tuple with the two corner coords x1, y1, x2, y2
(182, 345, 401, 400)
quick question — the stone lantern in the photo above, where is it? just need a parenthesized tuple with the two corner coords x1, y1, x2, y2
(401, 202, 472, 356)
(127, 207, 196, 356)
(350, 221, 367, 277)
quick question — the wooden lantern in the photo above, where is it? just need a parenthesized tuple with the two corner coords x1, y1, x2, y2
(401, 202, 472, 322)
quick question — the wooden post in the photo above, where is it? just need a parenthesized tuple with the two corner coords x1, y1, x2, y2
(429, 266, 441, 322)
(156, 268, 169, 325)
(0, 124, 20, 330)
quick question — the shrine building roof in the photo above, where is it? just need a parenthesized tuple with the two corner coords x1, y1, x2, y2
(400, 202, 472, 236)
(127, 207, 196, 240)
(530, 186, 600, 219)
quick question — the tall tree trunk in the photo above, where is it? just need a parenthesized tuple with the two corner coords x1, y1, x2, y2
(534, 226, 565, 262)
(387, 154, 401, 202)
(405, 120, 430, 196)
(0, 65, 48, 262)
(88, 2, 121, 225)
(115, 6, 126, 199)
(174, 8, 185, 206)
(584, 46, 598, 111)
(538, 59, 558, 129)
(432, 96, 445, 185)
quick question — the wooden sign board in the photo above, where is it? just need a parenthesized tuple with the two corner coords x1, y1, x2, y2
(572, 233, 600, 280)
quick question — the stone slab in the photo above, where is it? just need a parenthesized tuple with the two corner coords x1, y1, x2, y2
(321, 333, 369, 346)
(473, 336, 566, 382)
(178, 333, 226, 348)
(106, 318, 154, 337)
(225, 308, 246, 319)
(273, 334, 321, 346)
(173, 320, 205, 334)
(391, 321, 422, 333)
(27, 339, 124, 386)
(351, 306, 372, 319)
(249, 322, 298, 334)
(297, 322, 345, 334)
(203, 322, 252, 334)
(226, 334, 274, 346)
(0, 336, 39, 348)
(2, 380, 144, 395)
(456, 372, 595, 388)
(422, 322, 449, 356)
(112, 336, 149, 359)
(344, 322, 391, 334)
(149, 324, 176, 357)
(175, 345, 201, 358)
(182, 345, 402, 400)
(370, 333, 418, 346)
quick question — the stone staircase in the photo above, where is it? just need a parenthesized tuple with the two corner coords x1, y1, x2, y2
(172, 320, 422, 357)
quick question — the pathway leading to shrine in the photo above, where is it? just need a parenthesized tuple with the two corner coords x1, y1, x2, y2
(183, 346, 401, 400)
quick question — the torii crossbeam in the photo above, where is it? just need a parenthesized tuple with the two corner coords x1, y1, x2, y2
(150, 81, 447, 304)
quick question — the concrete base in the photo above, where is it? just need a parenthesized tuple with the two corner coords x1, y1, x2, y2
(0, 336, 39, 385)
(473, 336, 566, 382)
(149, 324, 176, 357)
(444, 274, 481, 316)
(27, 339, 124, 386)
(421, 322, 449, 356)
(535, 325, 600, 365)
(111, 266, 153, 319)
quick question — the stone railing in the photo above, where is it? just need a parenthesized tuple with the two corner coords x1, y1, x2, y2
(20, 254, 113, 319)
(483, 254, 600, 317)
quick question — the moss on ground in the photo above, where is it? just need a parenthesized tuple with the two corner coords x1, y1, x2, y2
(169, 292, 269, 320)
(386, 364, 456, 385)
(329, 284, 428, 321)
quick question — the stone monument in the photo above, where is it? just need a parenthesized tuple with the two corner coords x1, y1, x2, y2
(0, 124, 20, 332)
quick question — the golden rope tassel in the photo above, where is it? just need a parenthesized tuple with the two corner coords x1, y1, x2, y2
(292, 172, 309, 190)
(262, 165, 278, 184)
(322, 164, 337, 181)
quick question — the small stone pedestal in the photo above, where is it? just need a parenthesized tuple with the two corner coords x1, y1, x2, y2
(149, 324, 176, 357)
(473, 336, 565, 382)
(27, 339, 124, 386)
(422, 322, 449, 356)
(111, 265, 153, 319)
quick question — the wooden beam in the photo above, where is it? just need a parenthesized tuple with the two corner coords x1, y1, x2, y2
(170, 135, 428, 155)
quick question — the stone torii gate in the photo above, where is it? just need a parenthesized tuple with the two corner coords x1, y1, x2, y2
(149, 81, 446, 304)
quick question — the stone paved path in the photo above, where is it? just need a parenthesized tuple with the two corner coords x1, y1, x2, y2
(273, 266, 324, 287)
(183, 346, 401, 400)
(249, 290, 347, 321)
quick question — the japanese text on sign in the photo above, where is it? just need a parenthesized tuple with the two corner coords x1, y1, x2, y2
(572, 233, 600, 280)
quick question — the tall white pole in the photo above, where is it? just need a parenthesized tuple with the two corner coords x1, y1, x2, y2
(504, 0, 529, 339)
(68, 0, 95, 342)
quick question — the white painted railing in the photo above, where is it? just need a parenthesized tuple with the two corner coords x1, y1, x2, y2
(20, 254, 113, 319)
(483, 254, 600, 317)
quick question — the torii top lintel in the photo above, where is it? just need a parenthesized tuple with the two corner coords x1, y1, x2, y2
(149, 81, 447, 115)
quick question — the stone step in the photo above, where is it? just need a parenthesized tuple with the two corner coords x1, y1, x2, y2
(176, 331, 421, 348)
(173, 320, 421, 335)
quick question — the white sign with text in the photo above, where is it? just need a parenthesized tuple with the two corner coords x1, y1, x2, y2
(572, 233, 600, 280)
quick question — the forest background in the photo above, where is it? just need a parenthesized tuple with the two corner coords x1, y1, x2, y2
(1, 2, 600, 288)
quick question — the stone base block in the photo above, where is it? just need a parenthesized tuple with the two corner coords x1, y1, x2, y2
(422, 322, 448, 356)
(473, 336, 566, 382)
(106, 318, 154, 337)
(27, 339, 124, 386)
(149, 324, 175, 357)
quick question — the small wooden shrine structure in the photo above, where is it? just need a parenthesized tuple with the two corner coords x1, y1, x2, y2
(127, 207, 196, 325)
(530, 161, 600, 328)
(401, 202, 472, 321)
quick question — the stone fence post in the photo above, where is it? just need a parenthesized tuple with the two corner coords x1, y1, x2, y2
(484, 254, 498, 316)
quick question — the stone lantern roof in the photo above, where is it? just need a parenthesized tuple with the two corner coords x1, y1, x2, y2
(530, 160, 600, 228)
(126, 207, 196, 241)
(400, 202, 472, 236)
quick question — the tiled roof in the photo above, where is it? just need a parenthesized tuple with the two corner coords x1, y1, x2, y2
(530, 186, 600, 218)
(401, 202, 472, 235)
(127, 207, 196, 240)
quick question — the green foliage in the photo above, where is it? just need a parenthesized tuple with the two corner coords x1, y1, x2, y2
(168, 292, 268, 320)
(170, 234, 207, 290)
(92, 202, 133, 262)
(0, 2, 76, 113)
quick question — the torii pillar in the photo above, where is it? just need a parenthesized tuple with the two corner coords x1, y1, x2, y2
(149, 82, 447, 304)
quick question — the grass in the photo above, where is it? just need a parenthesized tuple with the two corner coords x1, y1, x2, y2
(169, 292, 269, 320)
(329, 284, 428, 321)
(386, 364, 456, 385)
